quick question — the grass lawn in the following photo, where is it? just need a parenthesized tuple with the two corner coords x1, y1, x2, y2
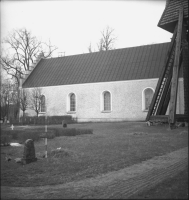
(1, 122, 188, 187)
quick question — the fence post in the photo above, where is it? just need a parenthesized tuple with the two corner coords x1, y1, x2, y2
(45, 114, 48, 158)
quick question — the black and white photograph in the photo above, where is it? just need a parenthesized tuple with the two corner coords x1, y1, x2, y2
(1, 0, 188, 199)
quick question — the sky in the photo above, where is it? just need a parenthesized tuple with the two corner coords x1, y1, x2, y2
(1, 0, 172, 57)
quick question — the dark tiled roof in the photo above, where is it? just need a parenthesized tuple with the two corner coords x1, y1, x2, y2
(158, 0, 188, 33)
(23, 42, 170, 88)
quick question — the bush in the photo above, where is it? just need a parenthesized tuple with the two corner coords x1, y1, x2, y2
(16, 131, 41, 143)
(1, 129, 20, 140)
(14, 115, 77, 125)
(1, 128, 56, 143)
(50, 128, 64, 137)
(0, 127, 92, 144)
(9, 117, 22, 125)
(76, 129, 93, 135)
(60, 128, 77, 136)
(57, 128, 93, 136)
(0, 135, 12, 146)
(17, 130, 57, 143)
(39, 131, 56, 139)
(50, 149, 70, 158)
(47, 132, 55, 139)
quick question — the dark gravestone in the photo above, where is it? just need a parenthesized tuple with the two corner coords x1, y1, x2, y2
(62, 120, 67, 128)
(23, 139, 37, 164)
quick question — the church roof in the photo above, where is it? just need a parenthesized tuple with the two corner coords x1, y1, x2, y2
(23, 42, 170, 88)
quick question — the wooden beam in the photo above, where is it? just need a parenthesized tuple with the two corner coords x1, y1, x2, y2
(160, 48, 183, 115)
(145, 25, 177, 121)
(169, 7, 183, 124)
(159, 80, 171, 115)
(181, 25, 189, 116)
(156, 63, 173, 115)
(149, 115, 168, 123)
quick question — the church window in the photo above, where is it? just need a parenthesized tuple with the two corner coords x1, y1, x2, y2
(40, 95, 46, 112)
(103, 91, 111, 111)
(70, 93, 76, 112)
(142, 88, 154, 111)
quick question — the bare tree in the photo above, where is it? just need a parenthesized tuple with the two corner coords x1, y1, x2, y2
(97, 26, 116, 51)
(0, 82, 10, 122)
(29, 87, 42, 117)
(88, 26, 116, 53)
(97, 38, 104, 52)
(1, 28, 57, 121)
(19, 89, 29, 119)
(1, 28, 58, 86)
(88, 43, 93, 53)
(9, 82, 20, 120)
(0, 79, 16, 122)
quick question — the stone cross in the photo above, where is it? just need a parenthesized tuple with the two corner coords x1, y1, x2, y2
(10, 124, 14, 130)
(23, 139, 37, 164)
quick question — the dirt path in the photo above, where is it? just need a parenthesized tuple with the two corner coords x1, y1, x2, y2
(1, 147, 188, 199)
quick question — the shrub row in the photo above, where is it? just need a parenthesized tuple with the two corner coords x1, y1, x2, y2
(1, 128, 93, 144)
(1, 129, 56, 144)
(0, 135, 12, 146)
(52, 128, 93, 137)
(9, 115, 77, 125)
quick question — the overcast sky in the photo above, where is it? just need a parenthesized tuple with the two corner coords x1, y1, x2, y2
(1, 0, 172, 57)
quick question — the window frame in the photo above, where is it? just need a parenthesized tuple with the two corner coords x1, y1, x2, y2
(101, 91, 112, 113)
(67, 93, 76, 113)
(142, 87, 154, 112)
(39, 95, 46, 113)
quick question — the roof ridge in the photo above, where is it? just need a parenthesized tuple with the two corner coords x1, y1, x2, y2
(46, 42, 171, 60)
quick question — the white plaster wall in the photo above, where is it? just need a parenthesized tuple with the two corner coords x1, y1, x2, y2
(24, 78, 184, 122)
(177, 78, 184, 114)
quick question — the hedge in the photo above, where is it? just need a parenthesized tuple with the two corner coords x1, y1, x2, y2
(0, 135, 12, 146)
(56, 128, 93, 136)
(1, 129, 56, 144)
(1, 128, 93, 144)
(9, 115, 77, 125)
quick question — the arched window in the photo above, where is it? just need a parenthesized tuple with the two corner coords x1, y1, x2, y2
(103, 91, 111, 111)
(143, 88, 154, 111)
(40, 95, 46, 112)
(70, 93, 76, 112)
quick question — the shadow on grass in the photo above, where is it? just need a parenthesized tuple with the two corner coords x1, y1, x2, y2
(130, 167, 188, 199)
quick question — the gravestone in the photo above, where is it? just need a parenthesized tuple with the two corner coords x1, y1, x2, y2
(62, 120, 67, 128)
(23, 139, 37, 164)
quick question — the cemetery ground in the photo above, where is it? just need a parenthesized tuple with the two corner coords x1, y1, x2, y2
(1, 121, 188, 199)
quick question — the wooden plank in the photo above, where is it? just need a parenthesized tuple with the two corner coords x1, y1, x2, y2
(181, 25, 189, 116)
(175, 114, 189, 122)
(149, 114, 188, 123)
(169, 7, 184, 124)
(156, 53, 174, 115)
(159, 80, 171, 115)
(145, 25, 177, 121)
(158, 0, 188, 32)
(160, 47, 183, 115)
(149, 115, 168, 123)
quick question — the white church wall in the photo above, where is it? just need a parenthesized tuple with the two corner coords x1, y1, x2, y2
(24, 78, 184, 122)
(177, 78, 184, 114)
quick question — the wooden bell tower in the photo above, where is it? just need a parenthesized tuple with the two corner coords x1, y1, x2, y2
(146, 0, 188, 128)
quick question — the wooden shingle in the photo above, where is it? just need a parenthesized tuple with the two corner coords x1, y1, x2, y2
(158, 0, 188, 33)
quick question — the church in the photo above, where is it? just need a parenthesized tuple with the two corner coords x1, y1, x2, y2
(21, 0, 189, 123)
(22, 42, 184, 122)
